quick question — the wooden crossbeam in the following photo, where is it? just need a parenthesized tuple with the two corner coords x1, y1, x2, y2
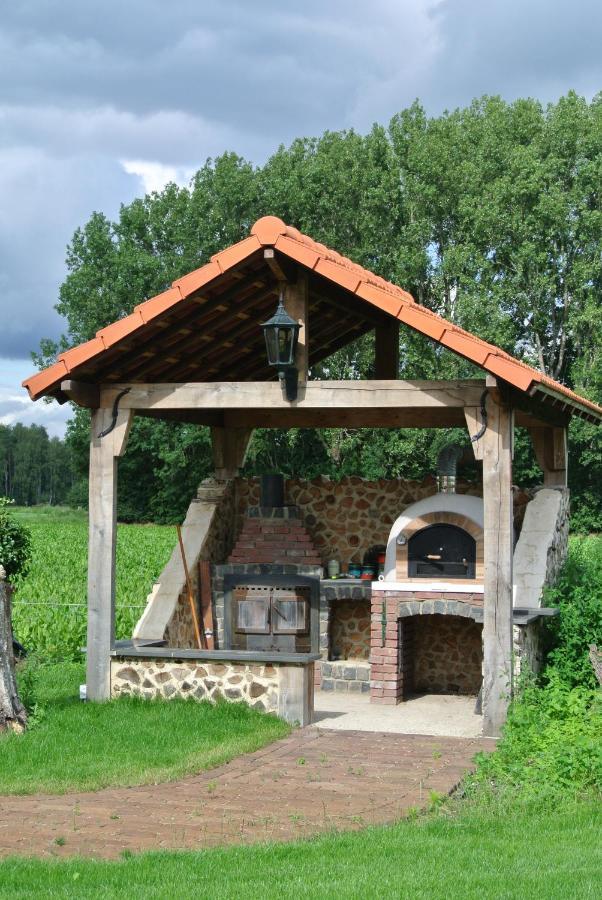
(100, 379, 488, 411)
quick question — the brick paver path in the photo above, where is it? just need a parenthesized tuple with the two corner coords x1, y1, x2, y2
(0, 729, 493, 859)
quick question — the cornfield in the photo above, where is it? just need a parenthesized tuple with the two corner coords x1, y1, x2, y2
(11, 513, 174, 660)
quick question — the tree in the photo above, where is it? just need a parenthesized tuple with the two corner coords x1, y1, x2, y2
(38, 93, 602, 523)
(0, 500, 31, 731)
(0, 424, 74, 506)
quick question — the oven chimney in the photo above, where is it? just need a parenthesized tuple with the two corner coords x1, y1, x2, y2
(260, 473, 284, 508)
(436, 444, 465, 494)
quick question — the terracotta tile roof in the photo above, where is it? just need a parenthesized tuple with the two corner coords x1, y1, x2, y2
(23, 215, 602, 421)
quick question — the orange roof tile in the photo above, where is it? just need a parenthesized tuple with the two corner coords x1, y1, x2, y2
(22, 215, 602, 421)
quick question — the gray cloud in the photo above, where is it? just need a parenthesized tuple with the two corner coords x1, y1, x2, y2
(0, 0, 600, 437)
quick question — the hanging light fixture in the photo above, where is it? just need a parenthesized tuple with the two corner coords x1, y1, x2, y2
(261, 290, 300, 400)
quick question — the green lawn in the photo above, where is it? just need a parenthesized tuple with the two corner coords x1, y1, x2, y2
(0, 801, 599, 899)
(0, 662, 289, 795)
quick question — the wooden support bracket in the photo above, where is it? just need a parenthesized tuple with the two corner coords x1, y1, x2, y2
(464, 406, 485, 460)
(211, 426, 253, 479)
(528, 426, 568, 487)
(264, 248, 296, 283)
(374, 321, 400, 379)
(60, 380, 100, 409)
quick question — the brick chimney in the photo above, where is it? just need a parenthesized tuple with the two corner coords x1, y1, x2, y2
(228, 506, 322, 566)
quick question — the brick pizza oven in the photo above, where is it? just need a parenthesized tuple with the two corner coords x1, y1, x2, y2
(372, 482, 486, 704)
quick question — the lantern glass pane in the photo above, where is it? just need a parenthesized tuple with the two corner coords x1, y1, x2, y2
(264, 328, 279, 365)
(278, 326, 293, 364)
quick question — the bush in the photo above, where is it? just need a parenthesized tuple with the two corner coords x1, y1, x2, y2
(468, 535, 602, 804)
(0, 497, 32, 581)
(543, 536, 602, 688)
(469, 674, 602, 800)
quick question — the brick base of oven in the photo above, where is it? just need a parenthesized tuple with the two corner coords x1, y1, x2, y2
(370, 590, 484, 704)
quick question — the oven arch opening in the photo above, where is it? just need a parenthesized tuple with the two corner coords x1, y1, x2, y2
(408, 524, 476, 579)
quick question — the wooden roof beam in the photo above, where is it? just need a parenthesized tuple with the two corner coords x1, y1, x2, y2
(100, 379, 488, 412)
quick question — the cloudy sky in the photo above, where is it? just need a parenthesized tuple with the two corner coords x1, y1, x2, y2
(1, 0, 601, 437)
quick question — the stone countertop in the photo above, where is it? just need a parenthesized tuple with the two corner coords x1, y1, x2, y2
(320, 578, 373, 585)
(111, 643, 320, 664)
(512, 607, 559, 625)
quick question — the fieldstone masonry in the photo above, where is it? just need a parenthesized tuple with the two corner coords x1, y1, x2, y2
(413, 615, 483, 694)
(234, 476, 532, 568)
(111, 658, 279, 712)
(314, 582, 372, 693)
(331, 599, 371, 660)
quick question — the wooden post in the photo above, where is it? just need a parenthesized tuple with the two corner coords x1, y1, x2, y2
(374, 321, 400, 379)
(285, 273, 308, 382)
(528, 426, 568, 487)
(482, 383, 514, 737)
(86, 406, 132, 701)
(210, 426, 253, 479)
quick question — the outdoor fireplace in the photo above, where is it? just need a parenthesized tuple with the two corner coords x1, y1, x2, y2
(224, 574, 320, 654)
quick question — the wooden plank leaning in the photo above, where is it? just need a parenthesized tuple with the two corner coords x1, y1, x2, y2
(176, 525, 203, 650)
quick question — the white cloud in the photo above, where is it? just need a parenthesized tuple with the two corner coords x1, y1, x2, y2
(121, 159, 195, 193)
(0, 0, 600, 441)
(0, 360, 71, 438)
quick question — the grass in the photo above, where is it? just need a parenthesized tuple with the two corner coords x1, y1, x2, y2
(11, 505, 89, 526)
(0, 662, 289, 795)
(0, 800, 599, 898)
(10, 506, 175, 659)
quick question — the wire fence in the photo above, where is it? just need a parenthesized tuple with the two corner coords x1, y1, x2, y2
(12, 600, 146, 609)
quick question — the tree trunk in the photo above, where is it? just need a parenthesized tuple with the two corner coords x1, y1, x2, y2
(0, 567, 27, 732)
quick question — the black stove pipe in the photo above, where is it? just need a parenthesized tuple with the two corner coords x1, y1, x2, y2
(260, 474, 284, 508)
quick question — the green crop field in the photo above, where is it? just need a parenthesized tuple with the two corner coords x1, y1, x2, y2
(10, 506, 175, 659)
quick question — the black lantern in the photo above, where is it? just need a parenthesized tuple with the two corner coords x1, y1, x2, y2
(261, 292, 300, 400)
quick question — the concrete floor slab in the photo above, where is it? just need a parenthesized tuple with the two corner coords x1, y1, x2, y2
(313, 692, 484, 738)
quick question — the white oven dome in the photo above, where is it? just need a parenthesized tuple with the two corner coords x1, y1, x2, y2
(384, 493, 484, 581)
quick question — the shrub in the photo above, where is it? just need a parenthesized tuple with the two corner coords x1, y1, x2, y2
(543, 536, 602, 688)
(0, 497, 32, 581)
(469, 673, 602, 801)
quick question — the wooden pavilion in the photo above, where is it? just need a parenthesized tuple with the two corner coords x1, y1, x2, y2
(24, 216, 602, 736)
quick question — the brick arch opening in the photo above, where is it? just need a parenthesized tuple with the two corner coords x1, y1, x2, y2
(400, 614, 483, 697)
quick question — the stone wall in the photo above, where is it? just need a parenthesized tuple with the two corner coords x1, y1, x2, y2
(111, 657, 280, 712)
(234, 476, 532, 568)
(412, 615, 483, 694)
(318, 660, 371, 694)
(331, 600, 371, 660)
(111, 656, 315, 725)
(514, 622, 544, 677)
